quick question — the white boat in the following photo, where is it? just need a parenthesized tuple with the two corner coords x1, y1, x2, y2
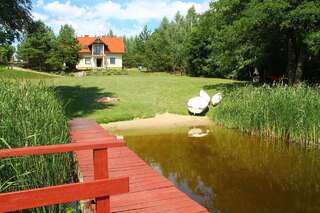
(187, 90, 210, 115)
(211, 93, 222, 106)
(199, 90, 210, 103)
(187, 96, 208, 115)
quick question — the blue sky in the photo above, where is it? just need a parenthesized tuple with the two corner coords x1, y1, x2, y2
(31, 0, 210, 36)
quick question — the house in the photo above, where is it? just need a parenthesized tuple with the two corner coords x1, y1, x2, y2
(76, 35, 124, 70)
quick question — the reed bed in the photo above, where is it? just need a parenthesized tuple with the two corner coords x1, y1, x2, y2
(0, 80, 74, 212)
(214, 84, 320, 144)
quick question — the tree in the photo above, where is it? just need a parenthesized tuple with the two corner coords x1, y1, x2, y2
(191, 0, 320, 82)
(0, 0, 33, 44)
(123, 1, 320, 82)
(47, 25, 80, 71)
(281, 1, 320, 83)
(186, 11, 212, 76)
(145, 17, 174, 71)
(123, 25, 151, 68)
(136, 25, 151, 65)
(107, 29, 115, 37)
(0, 45, 15, 65)
(123, 36, 137, 67)
(17, 21, 55, 71)
(305, 32, 320, 56)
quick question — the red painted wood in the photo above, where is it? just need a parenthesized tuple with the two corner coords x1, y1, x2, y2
(0, 118, 130, 213)
(0, 177, 129, 212)
(94, 149, 110, 213)
(0, 141, 124, 158)
(70, 119, 208, 212)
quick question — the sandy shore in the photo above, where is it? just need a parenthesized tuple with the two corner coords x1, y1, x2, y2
(101, 113, 212, 132)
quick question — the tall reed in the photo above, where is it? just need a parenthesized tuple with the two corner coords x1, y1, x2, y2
(0, 80, 74, 212)
(214, 84, 320, 144)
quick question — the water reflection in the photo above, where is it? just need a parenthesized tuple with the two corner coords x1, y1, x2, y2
(113, 126, 320, 213)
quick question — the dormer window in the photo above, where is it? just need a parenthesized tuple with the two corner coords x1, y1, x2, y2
(93, 44, 104, 55)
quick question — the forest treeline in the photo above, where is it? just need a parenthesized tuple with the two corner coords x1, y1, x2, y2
(124, 0, 320, 84)
(0, 1, 80, 72)
(17, 21, 80, 71)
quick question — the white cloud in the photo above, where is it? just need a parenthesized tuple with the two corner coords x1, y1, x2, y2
(32, 12, 48, 21)
(43, 1, 86, 18)
(35, 0, 44, 7)
(122, 0, 209, 20)
(33, 0, 210, 36)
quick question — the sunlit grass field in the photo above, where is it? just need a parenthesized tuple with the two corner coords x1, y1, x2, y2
(51, 70, 237, 123)
(0, 67, 55, 79)
(0, 68, 237, 123)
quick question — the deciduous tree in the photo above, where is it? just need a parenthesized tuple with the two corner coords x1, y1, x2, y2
(0, 0, 33, 44)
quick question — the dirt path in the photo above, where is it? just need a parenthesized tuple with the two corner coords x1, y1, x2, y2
(12, 66, 63, 77)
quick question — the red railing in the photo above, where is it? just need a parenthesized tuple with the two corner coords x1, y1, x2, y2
(0, 141, 129, 213)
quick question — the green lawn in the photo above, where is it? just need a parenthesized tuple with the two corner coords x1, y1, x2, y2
(0, 67, 55, 79)
(0, 68, 238, 123)
(51, 71, 238, 123)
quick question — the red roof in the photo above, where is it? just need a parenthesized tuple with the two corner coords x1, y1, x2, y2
(77, 36, 124, 54)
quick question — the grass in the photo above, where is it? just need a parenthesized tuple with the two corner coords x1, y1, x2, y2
(52, 70, 236, 123)
(0, 67, 56, 79)
(214, 84, 320, 144)
(0, 80, 74, 212)
(3, 67, 318, 144)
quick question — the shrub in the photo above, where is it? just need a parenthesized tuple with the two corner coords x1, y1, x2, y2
(214, 84, 320, 144)
(0, 80, 74, 212)
(86, 68, 128, 76)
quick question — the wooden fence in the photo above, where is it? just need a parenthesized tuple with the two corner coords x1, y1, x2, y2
(0, 141, 129, 213)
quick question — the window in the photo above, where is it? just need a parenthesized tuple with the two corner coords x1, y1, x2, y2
(110, 57, 116, 65)
(85, 57, 91, 65)
(93, 44, 103, 55)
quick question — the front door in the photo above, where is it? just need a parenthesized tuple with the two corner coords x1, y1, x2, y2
(96, 58, 102, 67)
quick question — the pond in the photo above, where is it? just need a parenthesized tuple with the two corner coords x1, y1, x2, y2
(112, 125, 320, 213)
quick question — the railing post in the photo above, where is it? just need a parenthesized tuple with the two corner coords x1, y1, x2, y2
(93, 148, 109, 213)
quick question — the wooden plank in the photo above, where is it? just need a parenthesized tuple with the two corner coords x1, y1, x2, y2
(0, 177, 129, 212)
(71, 138, 120, 144)
(94, 149, 110, 213)
(0, 141, 125, 158)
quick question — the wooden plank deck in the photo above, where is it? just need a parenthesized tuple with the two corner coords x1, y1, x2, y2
(69, 119, 208, 213)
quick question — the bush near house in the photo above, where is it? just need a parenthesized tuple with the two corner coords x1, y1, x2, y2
(0, 80, 74, 212)
(86, 68, 129, 76)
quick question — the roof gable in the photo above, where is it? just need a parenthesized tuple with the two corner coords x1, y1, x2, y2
(77, 36, 124, 54)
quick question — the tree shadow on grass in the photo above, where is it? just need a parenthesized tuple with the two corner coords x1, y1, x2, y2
(203, 82, 247, 94)
(54, 86, 115, 119)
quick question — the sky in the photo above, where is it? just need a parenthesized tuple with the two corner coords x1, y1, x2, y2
(31, 0, 211, 37)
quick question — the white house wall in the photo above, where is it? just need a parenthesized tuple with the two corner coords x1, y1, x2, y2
(77, 53, 123, 70)
(105, 54, 122, 68)
(77, 54, 93, 69)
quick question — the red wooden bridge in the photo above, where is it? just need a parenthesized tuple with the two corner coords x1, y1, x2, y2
(70, 119, 208, 213)
(0, 118, 208, 213)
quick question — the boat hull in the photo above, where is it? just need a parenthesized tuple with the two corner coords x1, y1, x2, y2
(187, 96, 209, 115)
